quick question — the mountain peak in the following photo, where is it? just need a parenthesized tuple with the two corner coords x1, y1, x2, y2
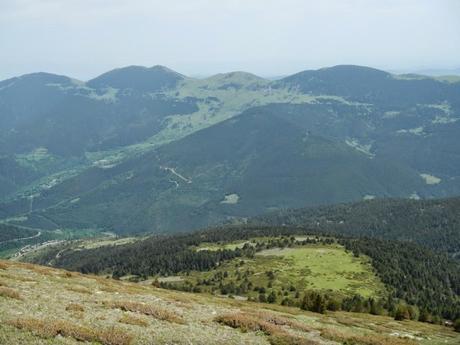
(0, 72, 76, 96)
(319, 64, 390, 75)
(87, 65, 184, 92)
(201, 71, 268, 90)
(0, 72, 73, 87)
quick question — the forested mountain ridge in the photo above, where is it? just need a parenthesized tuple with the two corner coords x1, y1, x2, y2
(1, 65, 459, 235)
(278, 65, 460, 107)
(251, 197, 460, 256)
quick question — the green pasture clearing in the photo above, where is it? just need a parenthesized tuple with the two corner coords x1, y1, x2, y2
(172, 242, 386, 300)
(255, 245, 385, 297)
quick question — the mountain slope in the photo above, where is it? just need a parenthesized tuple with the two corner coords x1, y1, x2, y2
(1, 64, 459, 235)
(1, 103, 430, 233)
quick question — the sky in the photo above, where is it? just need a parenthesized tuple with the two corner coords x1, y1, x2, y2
(1, 0, 460, 80)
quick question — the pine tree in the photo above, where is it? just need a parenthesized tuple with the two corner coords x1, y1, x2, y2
(267, 291, 277, 304)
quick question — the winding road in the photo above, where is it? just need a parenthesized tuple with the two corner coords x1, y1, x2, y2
(0, 231, 42, 245)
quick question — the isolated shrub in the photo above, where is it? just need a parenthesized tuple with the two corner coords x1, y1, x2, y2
(454, 319, 460, 332)
(407, 305, 419, 321)
(418, 309, 432, 323)
(281, 297, 295, 306)
(394, 304, 410, 321)
(267, 291, 277, 304)
(326, 298, 341, 311)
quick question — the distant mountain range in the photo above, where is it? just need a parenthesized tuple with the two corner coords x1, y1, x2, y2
(1, 64, 459, 234)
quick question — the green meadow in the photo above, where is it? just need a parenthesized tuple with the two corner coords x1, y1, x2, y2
(167, 241, 386, 300)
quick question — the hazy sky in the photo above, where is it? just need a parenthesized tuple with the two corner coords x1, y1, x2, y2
(1, 0, 459, 80)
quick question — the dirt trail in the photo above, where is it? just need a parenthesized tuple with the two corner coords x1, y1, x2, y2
(0, 231, 41, 244)
(160, 166, 192, 184)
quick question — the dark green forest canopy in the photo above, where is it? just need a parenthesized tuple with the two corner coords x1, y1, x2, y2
(251, 197, 460, 256)
(0, 224, 37, 243)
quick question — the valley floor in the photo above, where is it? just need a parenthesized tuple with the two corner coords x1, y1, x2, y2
(0, 260, 458, 345)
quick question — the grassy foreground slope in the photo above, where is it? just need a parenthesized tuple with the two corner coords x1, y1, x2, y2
(0, 260, 459, 345)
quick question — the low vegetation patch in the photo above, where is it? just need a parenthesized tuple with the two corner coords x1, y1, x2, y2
(215, 312, 318, 345)
(215, 312, 278, 335)
(106, 300, 185, 324)
(65, 303, 85, 312)
(320, 327, 417, 345)
(65, 285, 92, 294)
(119, 313, 149, 327)
(7, 318, 133, 345)
(268, 334, 320, 345)
(0, 286, 22, 300)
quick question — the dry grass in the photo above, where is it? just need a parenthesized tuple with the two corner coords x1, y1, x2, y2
(256, 312, 313, 333)
(65, 285, 91, 294)
(0, 286, 23, 300)
(21, 263, 54, 276)
(215, 312, 318, 345)
(106, 300, 185, 324)
(1, 261, 458, 345)
(66, 303, 85, 312)
(268, 334, 321, 345)
(119, 313, 148, 327)
(99, 284, 119, 293)
(335, 315, 361, 327)
(98, 326, 134, 345)
(7, 318, 133, 345)
(215, 312, 279, 335)
(320, 327, 418, 345)
(5, 274, 36, 282)
(217, 311, 313, 334)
